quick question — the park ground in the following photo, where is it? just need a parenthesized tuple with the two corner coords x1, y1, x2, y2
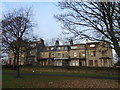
(2, 66, 120, 88)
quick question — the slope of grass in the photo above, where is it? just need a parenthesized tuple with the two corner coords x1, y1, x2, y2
(3, 73, 119, 88)
(2, 73, 79, 88)
(3, 69, 119, 78)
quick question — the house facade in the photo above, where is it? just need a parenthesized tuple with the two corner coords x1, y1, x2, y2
(8, 39, 113, 67)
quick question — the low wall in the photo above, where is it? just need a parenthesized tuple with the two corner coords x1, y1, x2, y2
(2, 65, 119, 75)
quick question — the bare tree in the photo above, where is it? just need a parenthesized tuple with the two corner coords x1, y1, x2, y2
(2, 7, 34, 77)
(55, 2, 120, 60)
(57, 35, 70, 45)
(22, 35, 40, 65)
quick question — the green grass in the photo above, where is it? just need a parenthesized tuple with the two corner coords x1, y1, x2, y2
(3, 73, 79, 88)
(3, 69, 119, 78)
(41, 72, 119, 78)
(2, 69, 119, 88)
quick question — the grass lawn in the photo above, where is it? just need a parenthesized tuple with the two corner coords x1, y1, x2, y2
(2, 70, 120, 88)
(3, 69, 119, 78)
(2, 73, 79, 88)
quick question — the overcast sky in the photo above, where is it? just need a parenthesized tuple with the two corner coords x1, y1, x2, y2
(2, 2, 63, 40)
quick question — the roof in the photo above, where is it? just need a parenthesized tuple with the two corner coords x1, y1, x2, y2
(40, 41, 102, 52)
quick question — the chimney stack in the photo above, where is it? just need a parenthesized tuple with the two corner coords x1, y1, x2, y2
(86, 39, 88, 43)
(70, 39, 73, 45)
(40, 38, 45, 47)
(55, 40, 59, 46)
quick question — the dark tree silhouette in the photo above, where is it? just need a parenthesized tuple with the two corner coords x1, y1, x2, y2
(2, 7, 34, 77)
(55, 2, 120, 60)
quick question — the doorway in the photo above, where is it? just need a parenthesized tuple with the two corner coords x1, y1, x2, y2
(79, 61, 82, 66)
(95, 60, 98, 67)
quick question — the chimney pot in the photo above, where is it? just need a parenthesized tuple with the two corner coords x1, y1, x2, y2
(70, 39, 73, 45)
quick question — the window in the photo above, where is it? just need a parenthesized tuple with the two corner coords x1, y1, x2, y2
(71, 60, 79, 66)
(47, 48, 49, 50)
(48, 60, 51, 64)
(71, 46, 77, 49)
(79, 51, 85, 57)
(30, 44, 36, 47)
(63, 53, 68, 58)
(63, 53, 65, 57)
(89, 60, 93, 66)
(41, 53, 44, 56)
(76, 61, 79, 66)
(56, 61, 62, 66)
(57, 53, 61, 57)
(58, 47, 61, 50)
(72, 61, 75, 66)
(51, 53, 55, 57)
(95, 60, 98, 66)
(73, 52, 77, 57)
(64, 46, 68, 50)
(22, 54, 24, 57)
(90, 44, 95, 47)
(51, 47, 54, 50)
(30, 50, 35, 55)
(80, 45, 84, 49)
(91, 51, 96, 56)
(82, 53, 85, 57)
(82, 51, 85, 57)
(103, 59, 107, 66)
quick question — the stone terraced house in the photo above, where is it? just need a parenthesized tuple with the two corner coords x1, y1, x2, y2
(8, 39, 113, 67)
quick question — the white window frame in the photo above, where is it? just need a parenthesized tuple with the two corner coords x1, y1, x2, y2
(90, 44, 95, 47)
(73, 52, 77, 57)
(71, 46, 77, 49)
(30, 44, 36, 47)
(64, 47, 68, 50)
(58, 47, 61, 50)
(51, 47, 54, 50)
(80, 45, 84, 49)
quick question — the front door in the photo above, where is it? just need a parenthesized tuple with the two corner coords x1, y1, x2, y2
(79, 61, 82, 66)
(95, 60, 98, 67)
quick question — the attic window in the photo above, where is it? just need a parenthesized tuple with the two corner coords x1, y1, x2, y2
(51, 47, 54, 50)
(90, 44, 95, 47)
(31, 44, 36, 47)
(47, 48, 49, 50)
(80, 45, 84, 48)
(64, 47, 68, 50)
(71, 46, 77, 49)
(58, 47, 61, 50)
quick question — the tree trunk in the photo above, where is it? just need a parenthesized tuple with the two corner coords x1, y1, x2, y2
(26, 51, 29, 65)
(16, 50, 20, 78)
(12, 54, 17, 70)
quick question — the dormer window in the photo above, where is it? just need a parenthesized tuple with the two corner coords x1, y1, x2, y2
(30, 44, 36, 47)
(47, 48, 49, 50)
(90, 44, 95, 47)
(71, 46, 77, 49)
(80, 45, 84, 49)
(58, 47, 61, 50)
(64, 46, 68, 50)
(51, 47, 54, 50)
